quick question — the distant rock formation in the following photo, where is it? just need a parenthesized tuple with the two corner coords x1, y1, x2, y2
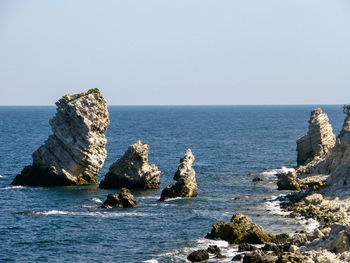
(159, 149, 198, 201)
(99, 140, 161, 189)
(99, 188, 137, 208)
(296, 108, 335, 166)
(11, 89, 110, 186)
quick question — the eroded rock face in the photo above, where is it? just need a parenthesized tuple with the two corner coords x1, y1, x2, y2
(206, 213, 275, 244)
(296, 108, 335, 166)
(99, 140, 160, 189)
(324, 113, 350, 188)
(99, 188, 137, 208)
(12, 89, 110, 186)
(159, 149, 198, 201)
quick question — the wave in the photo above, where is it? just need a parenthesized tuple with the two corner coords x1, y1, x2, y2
(17, 210, 157, 218)
(264, 195, 292, 216)
(252, 166, 295, 178)
(91, 198, 102, 203)
(0, 186, 24, 190)
(264, 195, 320, 233)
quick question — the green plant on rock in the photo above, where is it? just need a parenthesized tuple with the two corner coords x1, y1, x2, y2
(62, 88, 100, 103)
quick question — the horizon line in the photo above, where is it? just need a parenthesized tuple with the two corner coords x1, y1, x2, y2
(0, 103, 345, 107)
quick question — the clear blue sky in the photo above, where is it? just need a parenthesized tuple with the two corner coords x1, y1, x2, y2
(1, 0, 350, 105)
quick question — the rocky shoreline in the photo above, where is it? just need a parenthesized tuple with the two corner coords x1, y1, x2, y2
(186, 107, 350, 262)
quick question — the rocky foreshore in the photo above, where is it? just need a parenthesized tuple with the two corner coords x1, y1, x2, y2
(186, 107, 350, 262)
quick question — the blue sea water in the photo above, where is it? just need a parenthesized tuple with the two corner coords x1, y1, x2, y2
(0, 105, 345, 262)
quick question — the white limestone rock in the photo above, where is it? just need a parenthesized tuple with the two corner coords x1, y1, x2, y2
(296, 108, 335, 166)
(159, 149, 198, 201)
(99, 140, 161, 189)
(12, 89, 110, 186)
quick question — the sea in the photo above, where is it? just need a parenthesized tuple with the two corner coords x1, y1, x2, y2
(0, 105, 345, 262)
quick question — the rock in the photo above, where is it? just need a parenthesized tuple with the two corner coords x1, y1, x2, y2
(11, 89, 110, 186)
(206, 213, 275, 244)
(187, 250, 209, 262)
(99, 140, 160, 189)
(324, 112, 350, 189)
(304, 193, 323, 206)
(232, 254, 244, 261)
(99, 188, 137, 208)
(238, 243, 258, 252)
(271, 233, 289, 245)
(296, 108, 335, 166)
(288, 245, 299, 253)
(277, 171, 300, 190)
(253, 177, 264, 182)
(243, 250, 277, 263)
(206, 245, 220, 254)
(262, 242, 279, 252)
(159, 149, 198, 201)
(277, 252, 313, 263)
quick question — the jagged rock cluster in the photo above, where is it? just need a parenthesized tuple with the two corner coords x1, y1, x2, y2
(296, 108, 335, 166)
(99, 188, 137, 208)
(12, 89, 110, 186)
(159, 149, 198, 201)
(99, 140, 161, 189)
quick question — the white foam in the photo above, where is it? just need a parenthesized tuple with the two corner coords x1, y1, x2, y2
(22, 210, 157, 218)
(91, 198, 102, 203)
(162, 197, 183, 201)
(264, 197, 292, 216)
(0, 186, 24, 190)
(297, 217, 320, 233)
(260, 166, 295, 177)
(143, 260, 159, 263)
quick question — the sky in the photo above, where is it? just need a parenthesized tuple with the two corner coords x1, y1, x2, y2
(1, 0, 350, 105)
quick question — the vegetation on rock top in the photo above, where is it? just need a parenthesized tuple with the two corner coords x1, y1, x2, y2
(62, 88, 100, 103)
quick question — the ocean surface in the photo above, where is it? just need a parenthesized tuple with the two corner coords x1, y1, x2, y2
(0, 105, 345, 262)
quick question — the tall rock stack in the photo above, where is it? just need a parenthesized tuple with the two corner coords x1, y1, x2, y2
(99, 140, 161, 189)
(159, 149, 198, 201)
(296, 108, 335, 166)
(12, 89, 110, 186)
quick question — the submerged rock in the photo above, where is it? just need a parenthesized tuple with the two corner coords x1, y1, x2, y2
(159, 149, 198, 201)
(296, 108, 335, 166)
(187, 249, 209, 262)
(99, 188, 137, 208)
(206, 213, 275, 244)
(12, 89, 110, 186)
(99, 140, 160, 189)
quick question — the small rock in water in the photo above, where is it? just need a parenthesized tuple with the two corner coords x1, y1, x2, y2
(187, 249, 209, 262)
(238, 243, 258, 252)
(99, 188, 137, 208)
(206, 245, 221, 254)
(252, 177, 263, 182)
(159, 149, 198, 201)
(232, 254, 244, 261)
